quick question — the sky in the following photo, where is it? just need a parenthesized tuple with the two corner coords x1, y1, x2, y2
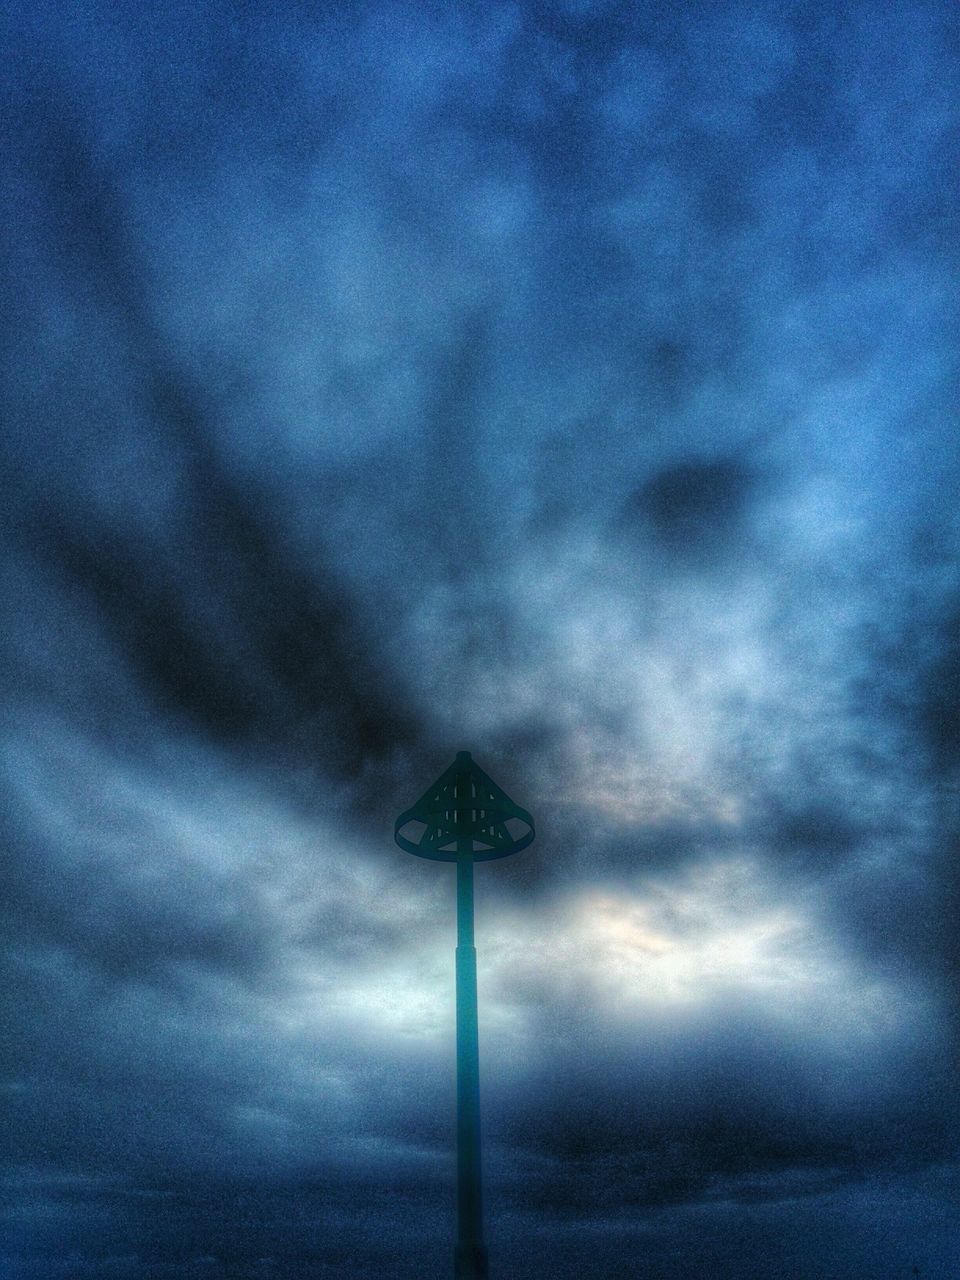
(1, 1, 959, 1277)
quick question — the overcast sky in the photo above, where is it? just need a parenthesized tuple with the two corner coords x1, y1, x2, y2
(2, 2, 959, 1277)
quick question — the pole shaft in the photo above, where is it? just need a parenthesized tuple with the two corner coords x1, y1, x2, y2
(455, 769, 487, 1278)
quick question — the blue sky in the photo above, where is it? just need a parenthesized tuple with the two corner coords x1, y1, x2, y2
(2, 1, 959, 1277)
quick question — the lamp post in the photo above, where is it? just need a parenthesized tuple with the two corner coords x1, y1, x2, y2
(395, 751, 534, 1280)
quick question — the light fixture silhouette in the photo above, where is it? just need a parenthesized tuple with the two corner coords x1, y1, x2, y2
(395, 751, 534, 1280)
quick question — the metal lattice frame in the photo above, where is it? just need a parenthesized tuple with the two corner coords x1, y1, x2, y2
(395, 752, 535, 860)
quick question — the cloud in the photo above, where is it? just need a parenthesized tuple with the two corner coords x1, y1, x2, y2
(613, 455, 762, 569)
(2, 1, 960, 1276)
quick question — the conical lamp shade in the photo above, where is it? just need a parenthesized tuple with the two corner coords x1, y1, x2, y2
(395, 751, 534, 861)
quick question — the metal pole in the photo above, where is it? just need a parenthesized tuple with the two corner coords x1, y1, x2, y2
(455, 760, 487, 1279)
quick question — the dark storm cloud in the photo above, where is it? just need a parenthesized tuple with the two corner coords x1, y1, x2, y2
(1, 81, 424, 792)
(915, 594, 960, 776)
(3, 0, 960, 1277)
(613, 455, 761, 569)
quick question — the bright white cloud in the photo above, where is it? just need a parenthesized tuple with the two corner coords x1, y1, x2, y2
(483, 856, 920, 1043)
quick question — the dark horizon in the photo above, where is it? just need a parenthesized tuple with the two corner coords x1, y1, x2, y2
(2, 1, 959, 1277)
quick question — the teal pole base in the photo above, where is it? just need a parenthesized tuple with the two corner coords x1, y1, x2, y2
(454, 1242, 488, 1279)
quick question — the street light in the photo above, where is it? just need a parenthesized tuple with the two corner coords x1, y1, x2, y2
(395, 751, 534, 1280)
